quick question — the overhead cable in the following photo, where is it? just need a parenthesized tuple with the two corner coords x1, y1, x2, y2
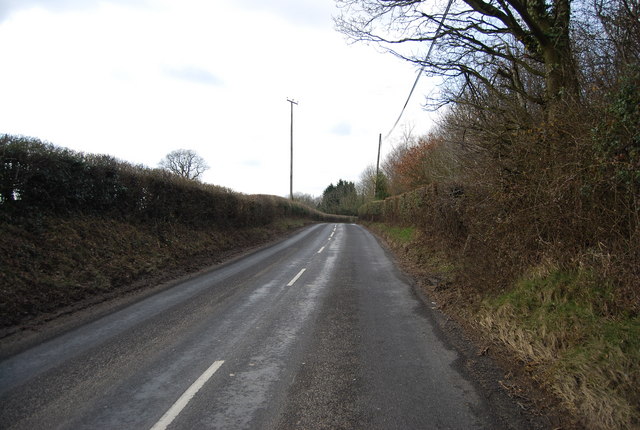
(384, 0, 455, 140)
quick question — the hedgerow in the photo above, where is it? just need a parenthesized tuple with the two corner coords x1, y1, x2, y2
(0, 135, 350, 226)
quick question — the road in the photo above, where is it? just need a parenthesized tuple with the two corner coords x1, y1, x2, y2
(0, 223, 542, 429)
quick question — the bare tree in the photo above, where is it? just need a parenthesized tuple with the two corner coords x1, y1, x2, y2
(356, 164, 377, 200)
(292, 192, 321, 208)
(594, 0, 640, 74)
(335, 0, 581, 113)
(159, 149, 209, 180)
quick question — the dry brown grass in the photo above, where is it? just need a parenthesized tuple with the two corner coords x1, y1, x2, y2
(479, 267, 640, 430)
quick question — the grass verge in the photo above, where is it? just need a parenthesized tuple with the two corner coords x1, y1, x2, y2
(480, 268, 640, 430)
(368, 223, 416, 245)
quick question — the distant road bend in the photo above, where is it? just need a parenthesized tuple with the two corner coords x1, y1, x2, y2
(0, 223, 538, 429)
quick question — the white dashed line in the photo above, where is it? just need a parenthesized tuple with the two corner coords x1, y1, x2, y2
(287, 268, 306, 286)
(150, 360, 224, 430)
(317, 246, 325, 254)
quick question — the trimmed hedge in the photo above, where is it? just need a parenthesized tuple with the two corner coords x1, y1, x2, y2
(1, 135, 353, 226)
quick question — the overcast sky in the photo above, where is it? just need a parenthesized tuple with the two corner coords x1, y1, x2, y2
(0, 0, 437, 197)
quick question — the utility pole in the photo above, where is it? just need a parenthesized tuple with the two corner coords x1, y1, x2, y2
(375, 133, 382, 198)
(287, 98, 298, 200)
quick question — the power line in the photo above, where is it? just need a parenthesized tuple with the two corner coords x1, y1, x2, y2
(384, 0, 455, 140)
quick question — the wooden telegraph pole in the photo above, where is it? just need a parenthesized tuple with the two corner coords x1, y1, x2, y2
(287, 98, 298, 200)
(375, 133, 382, 198)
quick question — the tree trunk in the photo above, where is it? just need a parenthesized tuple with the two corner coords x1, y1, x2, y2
(540, 0, 580, 113)
(543, 43, 579, 109)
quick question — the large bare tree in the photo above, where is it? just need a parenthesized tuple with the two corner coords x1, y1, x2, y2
(335, 0, 580, 113)
(159, 149, 209, 181)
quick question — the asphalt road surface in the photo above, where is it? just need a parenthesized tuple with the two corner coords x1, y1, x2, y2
(0, 223, 543, 429)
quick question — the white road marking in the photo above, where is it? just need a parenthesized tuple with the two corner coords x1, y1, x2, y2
(287, 268, 306, 286)
(150, 360, 224, 430)
(317, 246, 325, 254)
(330, 231, 334, 238)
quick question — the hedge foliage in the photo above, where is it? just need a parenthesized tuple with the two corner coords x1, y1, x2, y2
(0, 135, 352, 226)
(358, 183, 463, 231)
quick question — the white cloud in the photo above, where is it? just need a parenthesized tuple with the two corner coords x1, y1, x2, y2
(330, 122, 352, 136)
(233, 0, 334, 27)
(164, 66, 224, 86)
(0, 0, 150, 22)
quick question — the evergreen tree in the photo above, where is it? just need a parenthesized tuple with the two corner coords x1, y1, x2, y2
(319, 179, 359, 215)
